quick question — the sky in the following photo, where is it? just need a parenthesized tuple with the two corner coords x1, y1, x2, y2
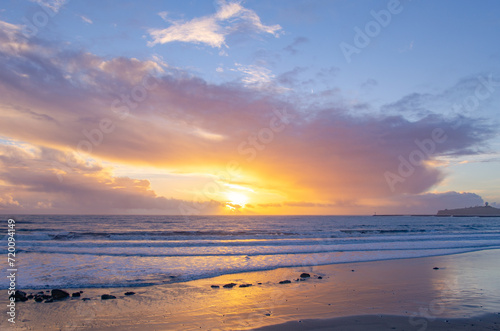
(0, 0, 499, 215)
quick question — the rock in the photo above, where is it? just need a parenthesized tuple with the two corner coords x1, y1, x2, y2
(34, 293, 51, 302)
(27, 294, 34, 299)
(239, 284, 252, 288)
(265, 313, 271, 316)
(211, 285, 220, 289)
(257, 282, 262, 285)
(101, 294, 116, 300)
(51, 289, 69, 300)
(300, 273, 311, 278)
(80, 291, 84, 293)
(82, 298, 91, 301)
(433, 267, 440, 270)
(318, 276, 323, 279)
(11, 290, 28, 302)
(72, 292, 81, 297)
(124, 292, 135, 296)
(223, 283, 237, 288)
(351, 270, 355, 272)
(279, 280, 291, 284)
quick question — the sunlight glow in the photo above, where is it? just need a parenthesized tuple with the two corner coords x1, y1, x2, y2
(226, 191, 249, 207)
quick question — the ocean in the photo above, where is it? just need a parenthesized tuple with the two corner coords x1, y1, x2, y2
(4, 215, 500, 290)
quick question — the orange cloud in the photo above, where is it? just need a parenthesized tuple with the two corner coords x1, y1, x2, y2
(0, 23, 495, 214)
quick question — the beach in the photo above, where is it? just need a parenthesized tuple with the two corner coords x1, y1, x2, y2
(3, 249, 500, 330)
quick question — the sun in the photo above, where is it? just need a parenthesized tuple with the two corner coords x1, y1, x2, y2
(226, 191, 249, 208)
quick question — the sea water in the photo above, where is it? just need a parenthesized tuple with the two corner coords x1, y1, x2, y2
(3, 215, 500, 289)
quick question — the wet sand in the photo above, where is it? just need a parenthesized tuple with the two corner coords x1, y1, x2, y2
(252, 313, 500, 330)
(2, 249, 500, 330)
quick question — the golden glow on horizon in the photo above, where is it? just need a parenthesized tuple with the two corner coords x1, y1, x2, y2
(226, 191, 249, 208)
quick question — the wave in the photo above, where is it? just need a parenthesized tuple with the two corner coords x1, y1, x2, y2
(7, 214, 500, 290)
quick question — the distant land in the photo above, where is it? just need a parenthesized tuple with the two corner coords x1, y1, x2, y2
(373, 203, 500, 217)
(436, 203, 500, 217)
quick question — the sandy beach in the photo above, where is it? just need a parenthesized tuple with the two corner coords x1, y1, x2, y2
(2, 249, 500, 330)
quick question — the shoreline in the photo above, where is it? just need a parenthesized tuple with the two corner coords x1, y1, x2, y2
(2, 249, 500, 330)
(7, 247, 500, 292)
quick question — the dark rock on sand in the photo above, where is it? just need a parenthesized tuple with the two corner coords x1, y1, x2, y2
(239, 284, 252, 288)
(82, 298, 91, 301)
(124, 292, 135, 296)
(27, 294, 34, 299)
(223, 283, 237, 288)
(279, 280, 292, 284)
(433, 267, 440, 270)
(72, 292, 81, 297)
(34, 293, 51, 302)
(101, 294, 116, 300)
(211, 285, 220, 289)
(52, 289, 70, 300)
(318, 276, 323, 279)
(11, 290, 28, 302)
(300, 273, 311, 278)
(257, 282, 262, 285)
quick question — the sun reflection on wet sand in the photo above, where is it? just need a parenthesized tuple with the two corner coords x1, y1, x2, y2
(3, 250, 500, 330)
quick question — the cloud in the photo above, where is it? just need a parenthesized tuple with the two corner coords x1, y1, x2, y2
(148, 0, 282, 48)
(380, 74, 500, 120)
(382, 191, 485, 214)
(276, 66, 307, 87)
(79, 15, 93, 24)
(256, 192, 486, 215)
(30, 0, 67, 13)
(361, 78, 378, 89)
(158, 11, 169, 22)
(283, 36, 308, 55)
(0, 21, 497, 214)
(233, 63, 275, 86)
(0, 143, 225, 214)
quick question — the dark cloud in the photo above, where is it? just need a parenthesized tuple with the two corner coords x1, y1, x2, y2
(283, 36, 309, 55)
